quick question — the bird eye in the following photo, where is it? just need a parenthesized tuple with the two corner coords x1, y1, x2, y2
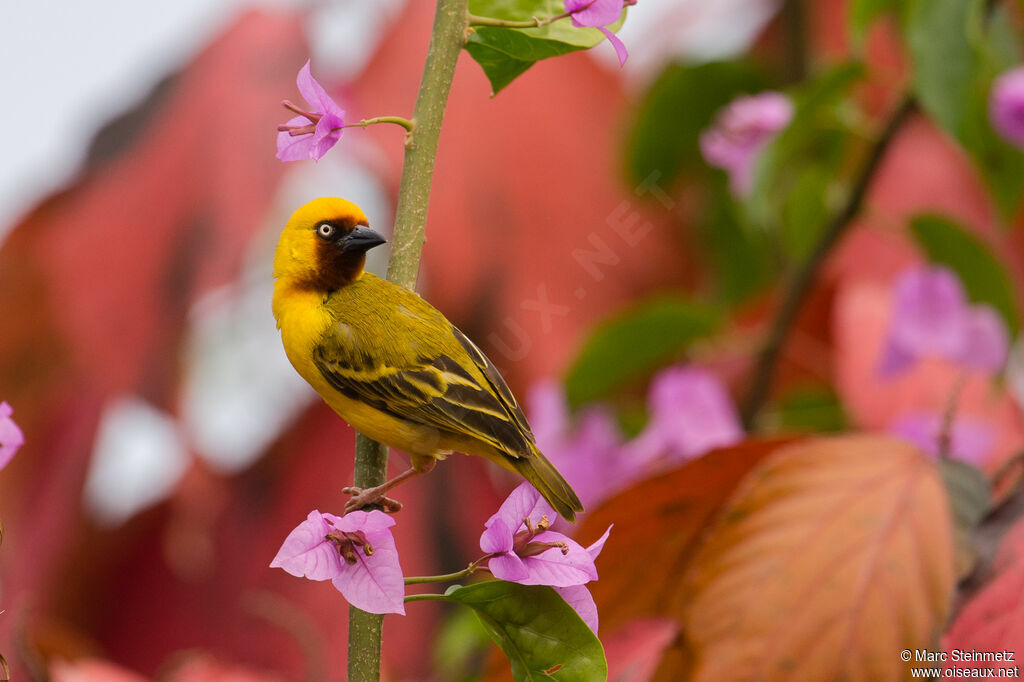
(316, 223, 336, 240)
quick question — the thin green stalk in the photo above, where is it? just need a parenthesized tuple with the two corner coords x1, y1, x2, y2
(343, 115, 416, 132)
(404, 557, 491, 585)
(404, 593, 450, 603)
(347, 1, 469, 681)
(468, 11, 569, 28)
(385, 1, 469, 290)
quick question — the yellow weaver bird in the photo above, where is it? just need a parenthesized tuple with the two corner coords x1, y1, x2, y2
(272, 197, 584, 521)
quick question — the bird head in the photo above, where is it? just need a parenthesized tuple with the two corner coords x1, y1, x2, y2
(273, 197, 387, 291)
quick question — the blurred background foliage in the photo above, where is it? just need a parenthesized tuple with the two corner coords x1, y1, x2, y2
(0, 0, 1023, 680)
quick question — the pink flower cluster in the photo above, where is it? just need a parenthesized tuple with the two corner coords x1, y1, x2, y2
(529, 365, 743, 510)
(700, 92, 794, 196)
(271, 509, 405, 614)
(482, 482, 611, 632)
(878, 266, 1011, 465)
(879, 266, 1008, 378)
(990, 66, 1024, 150)
(565, 0, 631, 66)
(276, 61, 346, 163)
(0, 401, 23, 471)
(271, 484, 611, 628)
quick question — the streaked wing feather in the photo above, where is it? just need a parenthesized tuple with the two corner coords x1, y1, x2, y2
(450, 326, 535, 444)
(312, 332, 533, 456)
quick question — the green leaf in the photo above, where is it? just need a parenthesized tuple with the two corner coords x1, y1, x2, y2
(698, 179, 777, 305)
(938, 458, 991, 579)
(465, 28, 582, 94)
(784, 61, 865, 131)
(623, 61, 766, 189)
(442, 582, 607, 681)
(940, 459, 991, 531)
(776, 385, 849, 433)
(905, 0, 979, 136)
(746, 62, 863, 248)
(433, 606, 494, 681)
(565, 297, 720, 407)
(780, 167, 830, 262)
(465, 0, 625, 95)
(909, 214, 1020, 335)
(848, 0, 900, 45)
(905, 0, 1024, 213)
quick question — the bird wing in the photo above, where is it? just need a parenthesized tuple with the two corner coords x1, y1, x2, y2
(312, 323, 535, 458)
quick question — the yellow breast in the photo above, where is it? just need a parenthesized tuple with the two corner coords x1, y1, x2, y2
(271, 278, 451, 460)
(272, 281, 334, 389)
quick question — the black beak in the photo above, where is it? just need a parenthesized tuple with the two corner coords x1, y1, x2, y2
(340, 225, 387, 254)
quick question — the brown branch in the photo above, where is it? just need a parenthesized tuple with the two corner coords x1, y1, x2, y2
(739, 94, 916, 429)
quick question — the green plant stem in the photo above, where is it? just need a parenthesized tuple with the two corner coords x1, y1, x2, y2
(468, 11, 569, 28)
(404, 593, 451, 603)
(739, 94, 916, 429)
(343, 115, 416, 132)
(404, 557, 491, 585)
(386, 1, 469, 290)
(347, 1, 468, 681)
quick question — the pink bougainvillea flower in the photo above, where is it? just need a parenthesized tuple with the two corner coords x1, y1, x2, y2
(527, 380, 633, 509)
(0, 401, 24, 471)
(699, 91, 793, 196)
(889, 411, 996, 467)
(480, 489, 611, 632)
(555, 584, 600, 633)
(271, 509, 404, 614)
(628, 365, 743, 466)
(565, 0, 630, 66)
(833, 278, 1024, 479)
(880, 267, 969, 372)
(480, 482, 610, 588)
(961, 307, 1011, 373)
(276, 60, 346, 162)
(990, 66, 1024, 150)
(554, 524, 610, 633)
(879, 266, 1008, 377)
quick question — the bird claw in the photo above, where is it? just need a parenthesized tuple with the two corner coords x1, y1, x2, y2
(342, 486, 404, 514)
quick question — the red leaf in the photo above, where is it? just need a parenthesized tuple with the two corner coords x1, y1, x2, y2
(944, 517, 1024, 676)
(603, 619, 679, 682)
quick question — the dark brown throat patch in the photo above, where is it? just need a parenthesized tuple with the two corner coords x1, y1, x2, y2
(308, 216, 369, 292)
(312, 242, 366, 291)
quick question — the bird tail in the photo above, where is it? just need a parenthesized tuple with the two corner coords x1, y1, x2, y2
(513, 444, 585, 523)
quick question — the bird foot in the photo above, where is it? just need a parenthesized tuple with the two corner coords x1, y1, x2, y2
(342, 486, 404, 514)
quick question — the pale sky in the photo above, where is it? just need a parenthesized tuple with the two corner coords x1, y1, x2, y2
(0, 0, 774, 239)
(0, 0, 408, 239)
(0, 0, 249, 233)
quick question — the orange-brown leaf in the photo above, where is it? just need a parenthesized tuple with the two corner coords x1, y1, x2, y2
(679, 435, 955, 682)
(580, 439, 788, 633)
